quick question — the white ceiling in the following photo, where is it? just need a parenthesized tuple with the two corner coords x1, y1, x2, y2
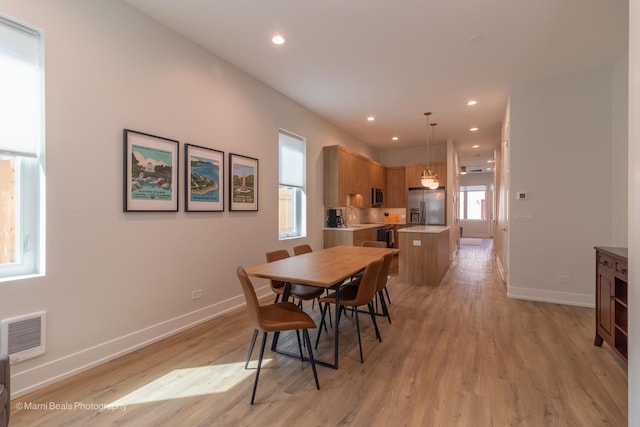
(125, 0, 628, 172)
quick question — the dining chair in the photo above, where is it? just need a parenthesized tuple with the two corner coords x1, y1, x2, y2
(361, 241, 393, 304)
(236, 266, 320, 404)
(342, 252, 393, 327)
(315, 257, 383, 363)
(265, 250, 325, 306)
(292, 244, 312, 255)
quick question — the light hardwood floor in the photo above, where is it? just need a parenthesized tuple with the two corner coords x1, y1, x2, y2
(10, 240, 627, 426)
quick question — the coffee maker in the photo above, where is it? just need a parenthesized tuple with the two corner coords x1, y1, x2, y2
(327, 209, 344, 227)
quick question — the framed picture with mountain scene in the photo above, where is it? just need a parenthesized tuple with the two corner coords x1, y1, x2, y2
(229, 153, 258, 211)
(184, 144, 224, 212)
(123, 129, 179, 212)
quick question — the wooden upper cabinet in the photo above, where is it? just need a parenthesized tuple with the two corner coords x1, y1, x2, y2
(405, 162, 447, 189)
(323, 145, 374, 208)
(324, 145, 446, 209)
(386, 166, 406, 208)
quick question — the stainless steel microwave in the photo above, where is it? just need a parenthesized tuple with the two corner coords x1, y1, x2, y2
(372, 187, 384, 206)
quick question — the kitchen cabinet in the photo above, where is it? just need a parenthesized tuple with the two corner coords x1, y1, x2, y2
(405, 162, 447, 189)
(323, 226, 379, 248)
(323, 145, 383, 208)
(398, 226, 450, 285)
(386, 167, 406, 208)
(594, 246, 628, 364)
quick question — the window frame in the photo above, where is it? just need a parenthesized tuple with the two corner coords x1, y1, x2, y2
(0, 14, 45, 281)
(278, 130, 306, 240)
(459, 185, 487, 221)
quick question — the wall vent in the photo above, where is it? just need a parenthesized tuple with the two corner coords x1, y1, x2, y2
(1, 311, 46, 364)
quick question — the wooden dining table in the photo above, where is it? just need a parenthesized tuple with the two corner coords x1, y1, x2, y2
(245, 245, 398, 369)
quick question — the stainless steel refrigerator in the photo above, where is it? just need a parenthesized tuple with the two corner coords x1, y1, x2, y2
(407, 187, 446, 225)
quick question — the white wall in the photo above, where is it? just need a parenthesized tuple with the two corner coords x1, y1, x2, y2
(628, 0, 639, 423)
(612, 55, 629, 246)
(0, 0, 373, 395)
(508, 65, 627, 307)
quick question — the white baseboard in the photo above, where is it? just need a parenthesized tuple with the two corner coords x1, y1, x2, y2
(11, 285, 272, 397)
(507, 286, 594, 308)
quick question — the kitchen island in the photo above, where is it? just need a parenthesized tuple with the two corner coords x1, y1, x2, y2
(398, 225, 450, 285)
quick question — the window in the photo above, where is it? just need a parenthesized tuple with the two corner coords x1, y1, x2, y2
(459, 185, 486, 220)
(278, 130, 306, 239)
(0, 15, 45, 280)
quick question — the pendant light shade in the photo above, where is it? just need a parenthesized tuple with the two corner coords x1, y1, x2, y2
(421, 112, 440, 189)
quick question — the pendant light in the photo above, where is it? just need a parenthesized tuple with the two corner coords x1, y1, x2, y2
(420, 112, 440, 189)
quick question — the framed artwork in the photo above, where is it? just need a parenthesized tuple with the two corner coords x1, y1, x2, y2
(184, 144, 224, 212)
(123, 129, 179, 212)
(229, 153, 258, 211)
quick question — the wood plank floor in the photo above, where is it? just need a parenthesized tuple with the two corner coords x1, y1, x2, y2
(10, 240, 627, 426)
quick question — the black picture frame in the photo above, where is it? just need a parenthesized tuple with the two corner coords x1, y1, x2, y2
(123, 129, 179, 212)
(184, 144, 224, 212)
(229, 153, 258, 211)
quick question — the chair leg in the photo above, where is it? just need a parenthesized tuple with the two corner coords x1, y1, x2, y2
(295, 330, 304, 360)
(245, 329, 259, 369)
(303, 329, 320, 390)
(384, 286, 391, 304)
(368, 302, 382, 342)
(251, 332, 268, 404)
(354, 309, 363, 363)
(274, 294, 280, 303)
(379, 290, 392, 324)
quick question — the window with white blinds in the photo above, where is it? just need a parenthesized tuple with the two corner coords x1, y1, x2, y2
(278, 130, 306, 239)
(0, 14, 44, 280)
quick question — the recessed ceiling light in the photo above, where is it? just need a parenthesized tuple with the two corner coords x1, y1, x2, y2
(487, 160, 495, 163)
(271, 35, 286, 45)
(472, 145, 480, 148)
(392, 136, 399, 141)
(367, 116, 375, 122)
(467, 100, 478, 106)
(470, 127, 479, 132)
(486, 167, 493, 171)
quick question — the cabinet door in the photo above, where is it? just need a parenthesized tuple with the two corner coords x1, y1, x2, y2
(432, 161, 447, 185)
(353, 228, 378, 247)
(386, 167, 406, 208)
(596, 268, 615, 344)
(405, 164, 426, 188)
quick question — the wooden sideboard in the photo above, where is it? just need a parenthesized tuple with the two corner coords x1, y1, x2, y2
(594, 246, 628, 363)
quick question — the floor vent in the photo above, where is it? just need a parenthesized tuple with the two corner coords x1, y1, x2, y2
(1, 311, 46, 364)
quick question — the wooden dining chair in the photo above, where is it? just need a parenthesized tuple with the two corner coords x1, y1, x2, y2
(293, 244, 312, 255)
(315, 257, 383, 363)
(236, 266, 320, 404)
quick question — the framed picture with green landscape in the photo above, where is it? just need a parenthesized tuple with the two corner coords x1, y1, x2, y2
(123, 129, 179, 212)
(184, 144, 224, 212)
(229, 153, 258, 211)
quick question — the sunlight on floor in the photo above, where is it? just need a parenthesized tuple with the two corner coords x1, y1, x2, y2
(106, 359, 272, 407)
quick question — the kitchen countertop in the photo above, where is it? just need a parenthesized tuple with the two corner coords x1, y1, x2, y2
(323, 223, 405, 231)
(398, 225, 450, 234)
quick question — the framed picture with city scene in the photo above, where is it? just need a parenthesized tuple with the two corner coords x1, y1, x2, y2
(123, 129, 179, 212)
(184, 144, 224, 212)
(229, 153, 258, 211)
